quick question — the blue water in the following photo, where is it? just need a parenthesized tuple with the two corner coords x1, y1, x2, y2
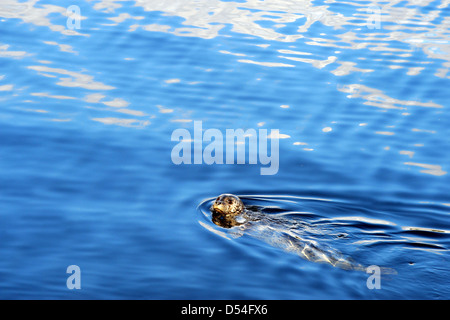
(0, 0, 449, 299)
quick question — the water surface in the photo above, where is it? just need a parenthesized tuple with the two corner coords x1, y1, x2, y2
(0, 0, 449, 299)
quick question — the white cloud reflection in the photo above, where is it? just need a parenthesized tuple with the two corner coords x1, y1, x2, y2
(43, 41, 78, 54)
(0, 84, 14, 91)
(126, 0, 450, 81)
(338, 84, 444, 110)
(0, 0, 88, 36)
(0, 44, 27, 58)
(27, 65, 115, 90)
(92, 117, 150, 128)
(404, 162, 447, 176)
(0, 0, 447, 157)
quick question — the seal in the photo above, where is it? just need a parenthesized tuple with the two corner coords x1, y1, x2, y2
(211, 194, 246, 228)
(210, 194, 368, 271)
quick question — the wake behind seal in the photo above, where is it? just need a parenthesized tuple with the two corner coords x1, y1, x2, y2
(209, 193, 395, 273)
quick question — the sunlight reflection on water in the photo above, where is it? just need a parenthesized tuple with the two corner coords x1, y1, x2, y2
(0, 0, 449, 299)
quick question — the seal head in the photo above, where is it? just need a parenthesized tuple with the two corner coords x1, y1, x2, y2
(211, 194, 246, 228)
(211, 194, 244, 216)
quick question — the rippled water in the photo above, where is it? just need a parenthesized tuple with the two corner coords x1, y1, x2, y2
(0, 0, 449, 299)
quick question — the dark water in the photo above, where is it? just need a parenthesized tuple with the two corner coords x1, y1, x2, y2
(0, 0, 449, 299)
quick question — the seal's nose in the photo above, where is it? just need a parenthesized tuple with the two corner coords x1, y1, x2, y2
(212, 200, 225, 213)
